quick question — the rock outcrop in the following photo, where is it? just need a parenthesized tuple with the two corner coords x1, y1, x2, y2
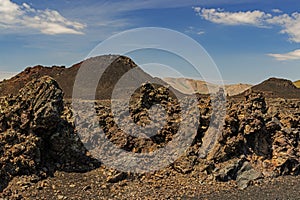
(0, 76, 98, 192)
(203, 92, 300, 188)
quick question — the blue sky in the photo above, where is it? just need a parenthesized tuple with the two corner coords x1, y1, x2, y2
(0, 0, 300, 84)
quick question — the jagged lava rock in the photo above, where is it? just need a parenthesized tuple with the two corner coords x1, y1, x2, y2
(0, 76, 93, 192)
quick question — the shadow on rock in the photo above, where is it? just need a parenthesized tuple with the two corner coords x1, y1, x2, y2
(0, 76, 100, 192)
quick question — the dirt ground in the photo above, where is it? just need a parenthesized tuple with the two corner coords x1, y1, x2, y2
(1, 166, 299, 200)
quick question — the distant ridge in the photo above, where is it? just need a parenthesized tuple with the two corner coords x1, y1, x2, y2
(0, 55, 179, 100)
(163, 77, 252, 96)
(294, 80, 300, 88)
(236, 77, 300, 99)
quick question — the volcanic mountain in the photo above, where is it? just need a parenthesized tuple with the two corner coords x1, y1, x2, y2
(236, 77, 300, 99)
(0, 55, 179, 100)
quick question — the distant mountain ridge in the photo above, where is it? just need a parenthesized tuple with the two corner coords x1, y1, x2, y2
(294, 80, 300, 88)
(163, 77, 252, 96)
(1, 58, 299, 100)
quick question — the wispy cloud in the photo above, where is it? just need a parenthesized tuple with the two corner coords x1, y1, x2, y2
(268, 49, 300, 61)
(194, 7, 271, 26)
(272, 9, 283, 13)
(185, 26, 205, 35)
(194, 7, 300, 43)
(102, 0, 202, 11)
(0, 0, 85, 35)
(197, 31, 205, 35)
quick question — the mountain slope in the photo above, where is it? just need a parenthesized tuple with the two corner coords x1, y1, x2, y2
(163, 77, 252, 96)
(237, 77, 300, 99)
(294, 80, 300, 88)
(0, 55, 176, 100)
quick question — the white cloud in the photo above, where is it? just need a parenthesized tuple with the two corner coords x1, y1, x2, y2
(268, 49, 300, 61)
(0, 0, 85, 35)
(194, 7, 300, 43)
(272, 9, 283, 13)
(193, 7, 201, 13)
(194, 7, 271, 26)
(185, 26, 205, 35)
(267, 13, 300, 43)
(197, 31, 205, 35)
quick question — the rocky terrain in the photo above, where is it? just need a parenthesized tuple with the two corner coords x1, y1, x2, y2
(0, 56, 300, 199)
(0, 76, 100, 195)
(0, 72, 299, 199)
(163, 77, 252, 96)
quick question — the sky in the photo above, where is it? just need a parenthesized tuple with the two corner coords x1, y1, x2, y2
(0, 0, 300, 84)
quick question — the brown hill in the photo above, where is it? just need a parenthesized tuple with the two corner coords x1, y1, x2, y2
(236, 77, 300, 99)
(0, 55, 177, 100)
(163, 77, 252, 96)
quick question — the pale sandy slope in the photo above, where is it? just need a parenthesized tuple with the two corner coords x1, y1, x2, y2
(294, 80, 300, 88)
(163, 77, 252, 96)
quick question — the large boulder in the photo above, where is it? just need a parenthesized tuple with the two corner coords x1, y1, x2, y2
(0, 76, 94, 192)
